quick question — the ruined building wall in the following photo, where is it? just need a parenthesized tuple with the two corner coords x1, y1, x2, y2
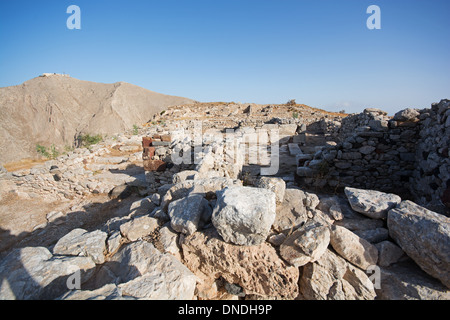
(298, 99, 450, 214)
(410, 100, 450, 213)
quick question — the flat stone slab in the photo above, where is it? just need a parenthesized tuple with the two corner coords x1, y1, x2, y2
(53, 228, 108, 264)
(0, 247, 95, 300)
(344, 187, 401, 219)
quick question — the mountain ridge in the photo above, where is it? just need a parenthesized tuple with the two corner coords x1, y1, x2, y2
(0, 75, 195, 164)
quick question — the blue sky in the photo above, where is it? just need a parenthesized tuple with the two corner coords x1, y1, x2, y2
(0, 0, 449, 114)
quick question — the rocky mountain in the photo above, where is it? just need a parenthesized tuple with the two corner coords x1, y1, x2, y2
(0, 74, 195, 164)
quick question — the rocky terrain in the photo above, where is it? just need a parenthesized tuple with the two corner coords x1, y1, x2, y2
(0, 74, 195, 164)
(0, 99, 449, 300)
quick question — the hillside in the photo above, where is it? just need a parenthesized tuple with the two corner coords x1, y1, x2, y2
(0, 74, 195, 164)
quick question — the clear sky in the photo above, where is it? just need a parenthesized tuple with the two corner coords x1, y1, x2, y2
(0, 0, 449, 114)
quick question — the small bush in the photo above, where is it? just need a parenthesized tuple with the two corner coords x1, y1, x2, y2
(293, 112, 299, 119)
(50, 144, 60, 159)
(286, 99, 296, 106)
(78, 134, 103, 148)
(36, 144, 50, 158)
(36, 144, 60, 159)
(132, 124, 139, 135)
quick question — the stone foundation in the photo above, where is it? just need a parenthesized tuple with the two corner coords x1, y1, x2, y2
(297, 99, 450, 215)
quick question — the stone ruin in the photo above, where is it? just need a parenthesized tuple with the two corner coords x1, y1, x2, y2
(140, 99, 449, 216)
(297, 99, 450, 215)
(0, 100, 449, 300)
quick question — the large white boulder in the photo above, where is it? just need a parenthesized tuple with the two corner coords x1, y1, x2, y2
(212, 186, 276, 246)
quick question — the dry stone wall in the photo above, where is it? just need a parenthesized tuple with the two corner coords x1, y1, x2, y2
(410, 100, 450, 214)
(297, 99, 450, 215)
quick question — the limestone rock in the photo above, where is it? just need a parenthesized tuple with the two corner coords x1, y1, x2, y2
(329, 225, 378, 270)
(161, 177, 242, 212)
(329, 205, 344, 221)
(168, 194, 210, 235)
(212, 186, 276, 246)
(280, 221, 330, 267)
(159, 224, 182, 260)
(99, 241, 160, 284)
(103, 215, 132, 234)
(181, 228, 299, 299)
(393, 108, 420, 122)
(98, 241, 197, 299)
(172, 170, 198, 184)
(0, 247, 95, 300)
(304, 192, 320, 210)
(375, 240, 405, 267)
(344, 187, 401, 219)
(310, 208, 335, 227)
(53, 228, 108, 264)
(129, 196, 157, 217)
(255, 176, 286, 203)
(387, 200, 450, 288)
(106, 231, 123, 255)
(273, 188, 308, 233)
(377, 261, 450, 300)
(119, 216, 159, 242)
(195, 151, 216, 176)
(268, 233, 287, 246)
(118, 258, 197, 300)
(148, 192, 161, 206)
(299, 249, 376, 300)
(317, 196, 344, 221)
(108, 184, 133, 200)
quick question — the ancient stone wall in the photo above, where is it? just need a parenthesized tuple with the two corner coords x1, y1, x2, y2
(410, 99, 450, 213)
(299, 108, 419, 196)
(298, 99, 450, 214)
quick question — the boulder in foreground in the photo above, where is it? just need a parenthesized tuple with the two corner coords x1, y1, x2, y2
(299, 249, 376, 300)
(329, 225, 378, 270)
(388, 200, 450, 288)
(53, 228, 108, 264)
(212, 186, 276, 246)
(181, 228, 299, 299)
(0, 247, 95, 300)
